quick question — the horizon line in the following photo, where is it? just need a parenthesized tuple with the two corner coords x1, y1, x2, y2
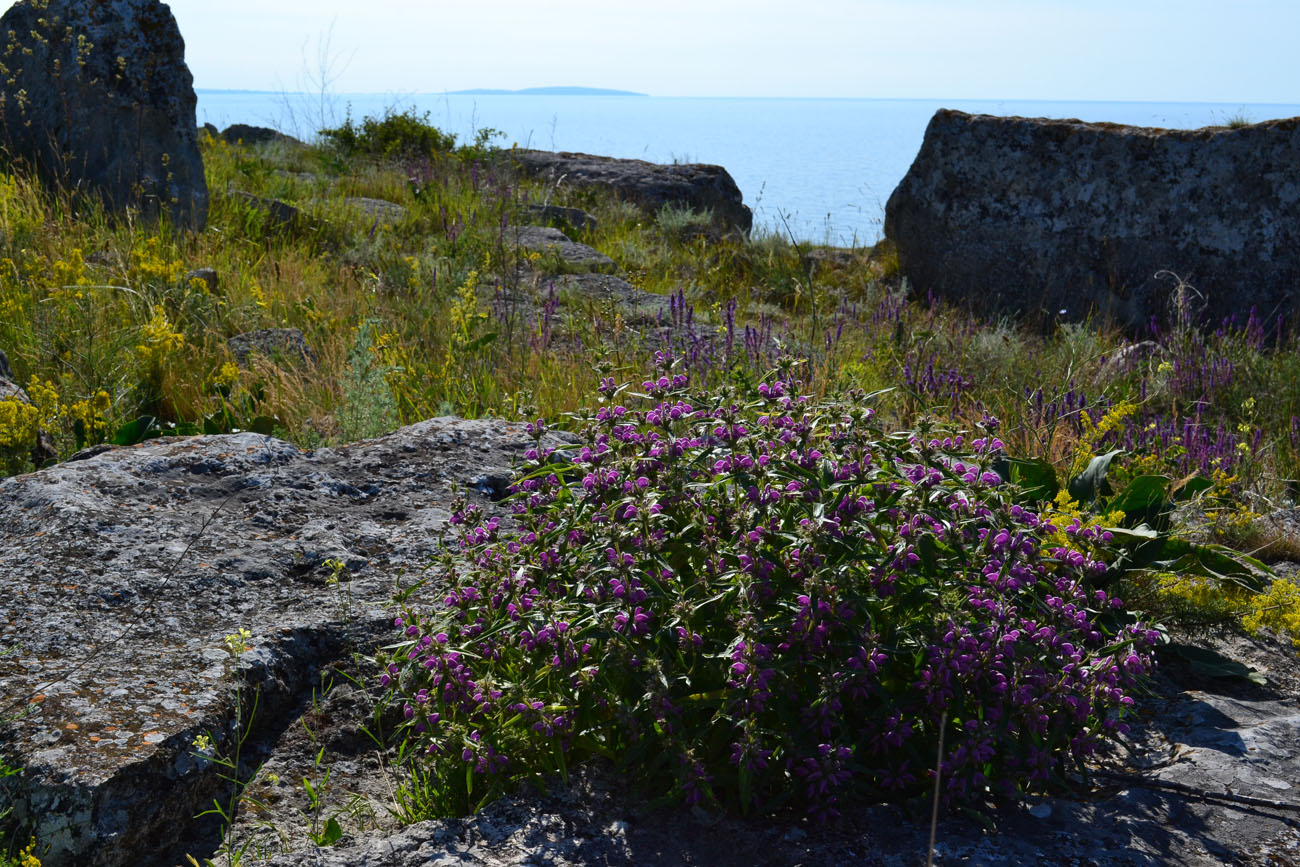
(193, 88, 1300, 106)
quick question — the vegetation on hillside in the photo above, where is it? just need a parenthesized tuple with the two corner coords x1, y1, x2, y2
(3, 109, 1300, 861)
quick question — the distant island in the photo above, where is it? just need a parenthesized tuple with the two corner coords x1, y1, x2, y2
(445, 87, 648, 97)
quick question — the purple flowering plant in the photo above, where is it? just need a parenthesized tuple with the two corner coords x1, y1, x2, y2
(381, 354, 1158, 820)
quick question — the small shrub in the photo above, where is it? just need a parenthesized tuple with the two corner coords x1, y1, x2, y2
(319, 109, 456, 160)
(382, 358, 1157, 820)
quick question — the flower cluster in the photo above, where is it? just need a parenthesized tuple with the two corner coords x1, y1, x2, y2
(385, 360, 1156, 819)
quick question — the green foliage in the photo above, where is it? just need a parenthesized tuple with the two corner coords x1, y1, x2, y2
(319, 109, 456, 160)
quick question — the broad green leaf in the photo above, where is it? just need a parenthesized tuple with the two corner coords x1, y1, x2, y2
(1007, 457, 1059, 501)
(1068, 449, 1125, 504)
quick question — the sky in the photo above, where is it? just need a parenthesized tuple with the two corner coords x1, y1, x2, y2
(55, 1, 1300, 101)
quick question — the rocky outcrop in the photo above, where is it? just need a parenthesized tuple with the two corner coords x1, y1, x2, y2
(0, 419, 576, 865)
(884, 110, 1300, 329)
(525, 203, 597, 233)
(0, 0, 209, 230)
(343, 196, 408, 227)
(510, 225, 616, 273)
(226, 327, 315, 367)
(220, 123, 302, 147)
(512, 150, 752, 235)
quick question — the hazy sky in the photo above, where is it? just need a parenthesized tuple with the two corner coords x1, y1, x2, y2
(102, 1, 1300, 101)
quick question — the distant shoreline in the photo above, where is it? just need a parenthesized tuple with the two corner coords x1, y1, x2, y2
(196, 87, 648, 98)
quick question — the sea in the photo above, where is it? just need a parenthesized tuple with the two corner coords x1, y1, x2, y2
(196, 91, 1300, 246)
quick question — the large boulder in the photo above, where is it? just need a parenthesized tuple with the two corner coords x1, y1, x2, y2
(512, 150, 752, 235)
(884, 110, 1300, 329)
(0, 418, 575, 865)
(0, 0, 208, 229)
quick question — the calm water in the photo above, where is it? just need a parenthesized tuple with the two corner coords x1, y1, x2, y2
(197, 91, 1300, 245)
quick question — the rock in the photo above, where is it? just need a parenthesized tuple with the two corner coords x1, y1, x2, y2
(524, 203, 597, 233)
(229, 189, 302, 231)
(0, 418, 576, 866)
(183, 268, 218, 294)
(884, 110, 1300, 330)
(512, 150, 752, 235)
(0, 347, 13, 382)
(200, 122, 220, 140)
(220, 123, 302, 147)
(226, 328, 315, 367)
(510, 225, 616, 274)
(343, 197, 407, 227)
(0, 0, 209, 230)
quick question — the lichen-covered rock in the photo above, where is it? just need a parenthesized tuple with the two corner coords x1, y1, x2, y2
(525, 203, 597, 233)
(512, 150, 752, 235)
(226, 327, 315, 367)
(0, 0, 209, 229)
(0, 418, 574, 866)
(220, 123, 302, 147)
(509, 225, 616, 274)
(884, 110, 1300, 329)
(344, 196, 408, 227)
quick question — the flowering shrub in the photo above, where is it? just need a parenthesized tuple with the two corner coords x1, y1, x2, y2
(384, 358, 1158, 820)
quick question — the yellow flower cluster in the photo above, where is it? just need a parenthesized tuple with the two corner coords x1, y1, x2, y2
(68, 389, 112, 439)
(1154, 571, 1253, 620)
(1040, 490, 1125, 550)
(14, 837, 40, 867)
(1069, 400, 1138, 477)
(1242, 578, 1300, 646)
(135, 306, 185, 369)
(212, 361, 240, 389)
(131, 236, 185, 284)
(0, 394, 40, 450)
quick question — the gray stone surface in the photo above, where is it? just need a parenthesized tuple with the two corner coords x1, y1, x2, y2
(221, 124, 303, 147)
(226, 327, 315, 367)
(344, 197, 408, 227)
(184, 267, 218, 294)
(512, 150, 752, 234)
(510, 225, 616, 273)
(525, 203, 597, 233)
(0, 0, 209, 229)
(884, 110, 1300, 329)
(0, 418, 575, 866)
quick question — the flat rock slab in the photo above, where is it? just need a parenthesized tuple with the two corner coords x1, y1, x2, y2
(0, 418, 571, 866)
(508, 226, 616, 273)
(226, 327, 316, 367)
(512, 150, 752, 234)
(344, 197, 409, 227)
(884, 110, 1300, 329)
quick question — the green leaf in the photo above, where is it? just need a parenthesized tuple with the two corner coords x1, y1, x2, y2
(316, 817, 343, 846)
(465, 331, 498, 352)
(1159, 643, 1267, 686)
(1007, 457, 1059, 501)
(111, 415, 163, 446)
(1107, 475, 1170, 522)
(1068, 449, 1124, 504)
